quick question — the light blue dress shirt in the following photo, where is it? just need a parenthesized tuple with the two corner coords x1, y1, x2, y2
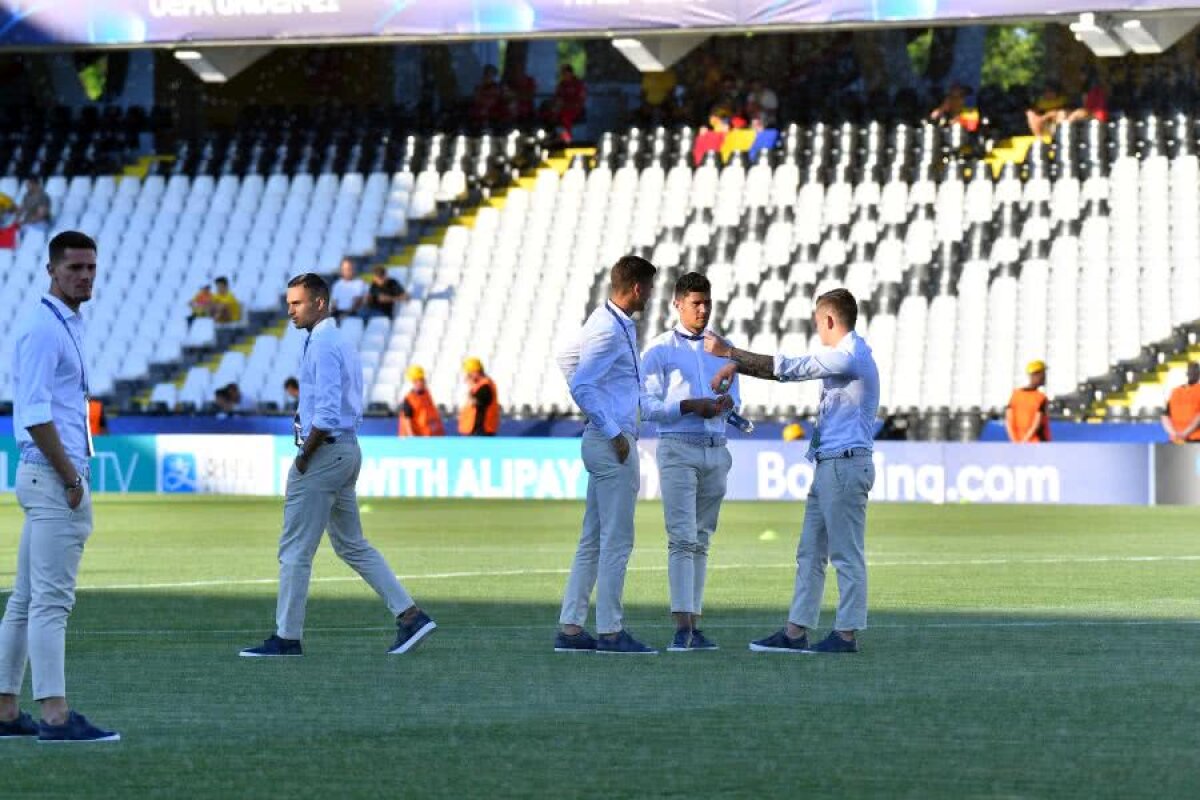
(12, 294, 92, 467)
(568, 301, 644, 439)
(641, 326, 742, 435)
(774, 331, 880, 461)
(297, 317, 363, 440)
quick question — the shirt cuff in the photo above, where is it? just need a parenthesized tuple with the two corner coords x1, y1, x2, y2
(669, 401, 684, 422)
(313, 415, 339, 432)
(599, 420, 622, 439)
(772, 354, 788, 380)
(21, 403, 53, 428)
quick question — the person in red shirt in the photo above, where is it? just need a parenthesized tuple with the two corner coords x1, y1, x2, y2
(1162, 362, 1200, 444)
(471, 64, 507, 128)
(547, 64, 586, 142)
(503, 61, 537, 125)
(1006, 360, 1052, 443)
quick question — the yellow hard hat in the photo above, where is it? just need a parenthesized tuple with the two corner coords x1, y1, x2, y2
(462, 357, 484, 374)
(782, 423, 805, 442)
(1026, 359, 1046, 375)
(406, 365, 426, 382)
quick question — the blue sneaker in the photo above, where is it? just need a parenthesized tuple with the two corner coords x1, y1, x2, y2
(807, 631, 859, 653)
(596, 629, 658, 655)
(389, 610, 437, 654)
(688, 629, 719, 651)
(37, 711, 120, 744)
(0, 711, 38, 738)
(554, 629, 598, 653)
(667, 629, 692, 652)
(748, 628, 809, 653)
(239, 634, 303, 658)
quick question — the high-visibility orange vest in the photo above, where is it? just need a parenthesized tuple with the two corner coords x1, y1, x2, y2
(1167, 383, 1200, 441)
(88, 398, 107, 435)
(1007, 387, 1051, 442)
(458, 376, 501, 436)
(400, 390, 445, 437)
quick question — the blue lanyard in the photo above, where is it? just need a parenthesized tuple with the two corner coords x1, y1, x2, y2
(41, 298, 88, 395)
(605, 302, 640, 384)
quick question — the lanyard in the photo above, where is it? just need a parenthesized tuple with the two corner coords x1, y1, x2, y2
(41, 298, 88, 395)
(605, 302, 640, 385)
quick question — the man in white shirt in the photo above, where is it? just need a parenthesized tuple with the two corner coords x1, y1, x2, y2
(0, 230, 119, 742)
(641, 272, 737, 652)
(706, 288, 879, 654)
(747, 79, 779, 127)
(329, 258, 366, 321)
(240, 273, 436, 658)
(555, 256, 676, 655)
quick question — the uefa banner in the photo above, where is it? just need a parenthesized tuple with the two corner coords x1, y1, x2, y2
(0, 435, 1161, 504)
(0, 0, 1192, 47)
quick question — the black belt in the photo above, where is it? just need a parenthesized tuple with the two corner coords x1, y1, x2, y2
(815, 447, 872, 462)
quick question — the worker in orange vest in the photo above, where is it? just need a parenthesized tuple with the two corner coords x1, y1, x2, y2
(458, 357, 501, 436)
(398, 365, 445, 437)
(88, 397, 107, 436)
(1005, 360, 1051, 443)
(1162, 361, 1200, 444)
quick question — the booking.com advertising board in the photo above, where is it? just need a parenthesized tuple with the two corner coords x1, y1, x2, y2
(0, 435, 1188, 505)
(0, 1, 1194, 47)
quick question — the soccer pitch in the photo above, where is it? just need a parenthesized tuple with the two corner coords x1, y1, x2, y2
(1, 496, 1197, 798)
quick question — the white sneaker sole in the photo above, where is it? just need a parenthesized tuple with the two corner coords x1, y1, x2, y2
(595, 650, 659, 655)
(666, 645, 692, 652)
(38, 733, 121, 743)
(553, 647, 596, 653)
(388, 620, 437, 655)
(748, 643, 812, 653)
(238, 651, 303, 658)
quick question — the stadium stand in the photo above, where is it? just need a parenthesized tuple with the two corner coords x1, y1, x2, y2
(1, 107, 1198, 436)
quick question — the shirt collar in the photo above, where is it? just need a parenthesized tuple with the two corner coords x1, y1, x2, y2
(43, 293, 80, 320)
(833, 330, 856, 351)
(605, 300, 634, 325)
(673, 325, 705, 342)
(310, 317, 336, 336)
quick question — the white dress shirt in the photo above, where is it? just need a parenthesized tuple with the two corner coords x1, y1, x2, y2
(642, 325, 742, 436)
(564, 301, 646, 439)
(330, 277, 366, 314)
(774, 331, 879, 461)
(12, 294, 92, 466)
(297, 317, 363, 439)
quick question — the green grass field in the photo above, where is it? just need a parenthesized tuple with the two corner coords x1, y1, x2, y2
(0, 496, 1198, 798)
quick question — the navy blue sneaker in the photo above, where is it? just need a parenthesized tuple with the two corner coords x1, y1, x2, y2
(596, 630, 658, 655)
(807, 631, 859, 653)
(688, 629, 719, 651)
(554, 629, 598, 653)
(389, 610, 437, 654)
(0, 711, 38, 738)
(239, 634, 303, 658)
(667, 629, 692, 652)
(37, 711, 120, 744)
(748, 628, 809, 653)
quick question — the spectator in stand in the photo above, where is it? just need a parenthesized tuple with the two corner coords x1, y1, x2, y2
(330, 258, 366, 321)
(1162, 362, 1200, 444)
(635, 69, 679, 127)
(546, 64, 586, 143)
(188, 283, 214, 322)
(504, 60, 537, 125)
(458, 357, 501, 437)
(1006, 360, 1051, 443)
(15, 178, 51, 233)
(1064, 72, 1109, 125)
(283, 377, 300, 411)
(693, 111, 730, 166)
(471, 64, 507, 129)
(210, 277, 242, 324)
(745, 78, 779, 128)
(399, 366, 445, 437)
(362, 265, 407, 319)
(1026, 82, 1069, 137)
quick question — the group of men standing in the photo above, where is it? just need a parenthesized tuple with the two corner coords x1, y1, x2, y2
(554, 255, 881, 655)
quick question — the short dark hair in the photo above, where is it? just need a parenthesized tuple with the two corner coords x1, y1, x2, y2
(610, 255, 657, 294)
(284, 377, 299, 390)
(48, 230, 97, 263)
(373, 264, 387, 277)
(287, 272, 330, 304)
(815, 288, 858, 329)
(674, 272, 711, 299)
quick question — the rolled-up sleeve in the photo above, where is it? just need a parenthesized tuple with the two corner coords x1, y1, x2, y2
(311, 339, 343, 431)
(774, 349, 855, 382)
(639, 345, 682, 424)
(570, 325, 621, 438)
(16, 328, 57, 429)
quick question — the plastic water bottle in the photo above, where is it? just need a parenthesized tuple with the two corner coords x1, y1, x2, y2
(727, 410, 755, 434)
